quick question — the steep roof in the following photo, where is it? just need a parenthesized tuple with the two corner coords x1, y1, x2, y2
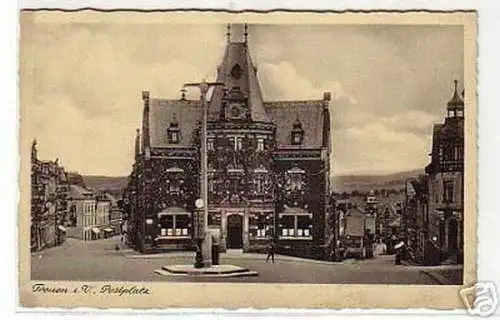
(265, 100, 325, 149)
(149, 98, 201, 148)
(142, 27, 328, 150)
(209, 41, 268, 122)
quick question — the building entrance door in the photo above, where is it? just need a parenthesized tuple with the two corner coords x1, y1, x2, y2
(227, 214, 243, 249)
(448, 219, 458, 252)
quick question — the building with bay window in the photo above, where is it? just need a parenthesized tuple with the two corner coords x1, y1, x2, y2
(123, 25, 332, 257)
(424, 80, 465, 264)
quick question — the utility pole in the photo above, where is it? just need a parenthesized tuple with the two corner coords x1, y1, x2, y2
(183, 80, 224, 268)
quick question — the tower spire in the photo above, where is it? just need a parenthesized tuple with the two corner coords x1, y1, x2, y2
(244, 24, 248, 43)
(226, 24, 231, 42)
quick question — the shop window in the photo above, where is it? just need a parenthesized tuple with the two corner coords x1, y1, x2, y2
(297, 215, 311, 237)
(249, 212, 270, 238)
(279, 214, 312, 239)
(158, 214, 190, 237)
(281, 215, 295, 237)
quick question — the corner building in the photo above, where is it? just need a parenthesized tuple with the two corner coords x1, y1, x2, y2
(124, 26, 332, 257)
(425, 81, 465, 264)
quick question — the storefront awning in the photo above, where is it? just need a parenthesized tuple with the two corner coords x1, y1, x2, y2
(157, 207, 190, 217)
(58, 225, 66, 232)
(279, 206, 312, 217)
(91, 227, 100, 234)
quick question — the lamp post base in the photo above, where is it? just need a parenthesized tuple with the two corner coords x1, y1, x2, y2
(194, 239, 204, 269)
(202, 232, 213, 268)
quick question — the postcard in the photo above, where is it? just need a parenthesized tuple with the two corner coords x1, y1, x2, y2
(19, 10, 478, 310)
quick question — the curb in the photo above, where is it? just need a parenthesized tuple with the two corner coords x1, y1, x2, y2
(154, 269, 259, 278)
(421, 270, 452, 285)
(122, 251, 346, 265)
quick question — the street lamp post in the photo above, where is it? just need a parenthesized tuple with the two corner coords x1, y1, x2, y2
(183, 80, 224, 268)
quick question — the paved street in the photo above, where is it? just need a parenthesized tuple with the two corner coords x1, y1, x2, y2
(31, 237, 450, 284)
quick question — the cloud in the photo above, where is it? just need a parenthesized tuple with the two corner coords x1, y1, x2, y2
(24, 23, 463, 176)
(333, 122, 431, 175)
(258, 61, 357, 103)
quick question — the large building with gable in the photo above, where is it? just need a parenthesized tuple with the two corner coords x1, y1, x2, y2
(123, 25, 332, 257)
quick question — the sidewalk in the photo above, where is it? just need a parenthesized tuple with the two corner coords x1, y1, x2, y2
(420, 267, 464, 285)
(120, 248, 349, 266)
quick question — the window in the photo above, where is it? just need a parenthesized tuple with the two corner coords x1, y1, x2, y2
(249, 212, 270, 238)
(235, 137, 243, 151)
(208, 212, 221, 226)
(281, 215, 295, 237)
(297, 216, 311, 237)
(444, 181, 454, 203)
(443, 144, 454, 161)
(167, 116, 180, 144)
(257, 138, 264, 151)
(158, 214, 190, 237)
(293, 133, 302, 145)
(207, 138, 214, 151)
(169, 181, 180, 194)
(280, 214, 312, 239)
(285, 168, 306, 192)
(291, 118, 305, 145)
(454, 145, 463, 161)
(254, 178, 263, 193)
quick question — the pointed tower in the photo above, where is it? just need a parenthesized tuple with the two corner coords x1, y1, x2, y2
(446, 79, 465, 119)
(209, 24, 269, 123)
(134, 129, 141, 160)
(141, 91, 151, 153)
(31, 139, 38, 162)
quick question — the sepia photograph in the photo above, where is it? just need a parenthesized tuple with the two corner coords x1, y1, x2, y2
(19, 11, 477, 309)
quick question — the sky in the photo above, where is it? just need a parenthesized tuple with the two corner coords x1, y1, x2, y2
(23, 22, 464, 176)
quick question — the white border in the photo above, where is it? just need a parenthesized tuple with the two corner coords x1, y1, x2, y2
(3, 0, 500, 319)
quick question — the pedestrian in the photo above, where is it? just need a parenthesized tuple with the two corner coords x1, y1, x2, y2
(394, 240, 405, 265)
(266, 239, 275, 263)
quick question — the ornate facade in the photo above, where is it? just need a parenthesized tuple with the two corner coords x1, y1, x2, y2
(31, 140, 69, 251)
(123, 25, 332, 257)
(424, 80, 465, 264)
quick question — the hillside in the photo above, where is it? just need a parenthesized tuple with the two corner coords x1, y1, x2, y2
(332, 169, 424, 194)
(82, 175, 128, 198)
(80, 169, 425, 198)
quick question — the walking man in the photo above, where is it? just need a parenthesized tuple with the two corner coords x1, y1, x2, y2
(266, 239, 275, 263)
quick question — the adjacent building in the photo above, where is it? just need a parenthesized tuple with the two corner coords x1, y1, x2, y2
(424, 80, 465, 264)
(66, 185, 111, 240)
(123, 25, 332, 257)
(404, 80, 465, 265)
(106, 193, 124, 235)
(30, 140, 69, 252)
